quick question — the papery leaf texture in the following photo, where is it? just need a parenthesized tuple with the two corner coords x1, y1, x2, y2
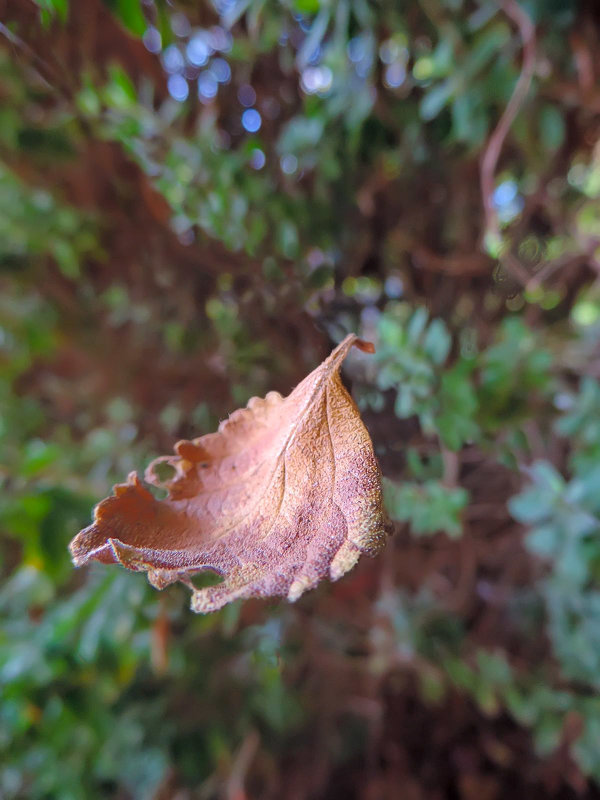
(69, 334, 386, 613)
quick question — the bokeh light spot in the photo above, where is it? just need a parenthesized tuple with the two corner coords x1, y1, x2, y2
(238, 85, 257, 107)
(198, 72, 218, 100)
(413, 57, 434, 81)
(384, 275, 404, 298)
(384, 62, 406, 88)
(187, 34, 211, 67)
(143, 27, 162, 54)
(347, 36, 367, 63)
(171, 13, 191, 38)
(494, 180, 518, 208)
(300, 66, 333, 95)
(162, 45, 185, 74)
(280, 154, 298, 175)
(242, 109, 262, 133)
(209, 26, 233, 52)
(210, 58, 231, 84)
(167, 74, 189, 102)
(250, 149, 266, 170)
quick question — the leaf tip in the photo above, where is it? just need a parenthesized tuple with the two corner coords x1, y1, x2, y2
(329, 541, 361, 581)
(287, 574, 317, 602)
(330, 333, 376, 363)
(353, 338, 376, 354)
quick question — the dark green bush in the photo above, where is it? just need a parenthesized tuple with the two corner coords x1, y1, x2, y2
(1, 0, 600, 797)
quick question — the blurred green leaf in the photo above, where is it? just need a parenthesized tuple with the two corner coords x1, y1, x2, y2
(102, 0, 146, 36)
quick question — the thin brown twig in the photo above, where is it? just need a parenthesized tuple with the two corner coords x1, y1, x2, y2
(526, 252, 588, 292)
(0, 21, 53, 90)
(225, 729, 260, 800)
(480, 0, 536, 286)
(0, 13, 74, 100)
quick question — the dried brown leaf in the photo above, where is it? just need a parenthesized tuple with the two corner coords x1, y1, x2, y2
(69, 334, 386, 613)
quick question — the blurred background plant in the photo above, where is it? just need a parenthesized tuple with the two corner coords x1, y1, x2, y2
(1, 0, 600, 797)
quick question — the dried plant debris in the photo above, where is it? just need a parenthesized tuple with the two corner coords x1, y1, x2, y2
(70, 335, 386, 613)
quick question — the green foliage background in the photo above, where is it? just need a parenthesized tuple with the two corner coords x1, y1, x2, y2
(1, 0, 600, 797)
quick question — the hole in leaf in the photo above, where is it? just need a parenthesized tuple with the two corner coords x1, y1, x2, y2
(188, 569, 225, 589)
(147, 485, 168, 500)
(153, 460, 177, 484)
